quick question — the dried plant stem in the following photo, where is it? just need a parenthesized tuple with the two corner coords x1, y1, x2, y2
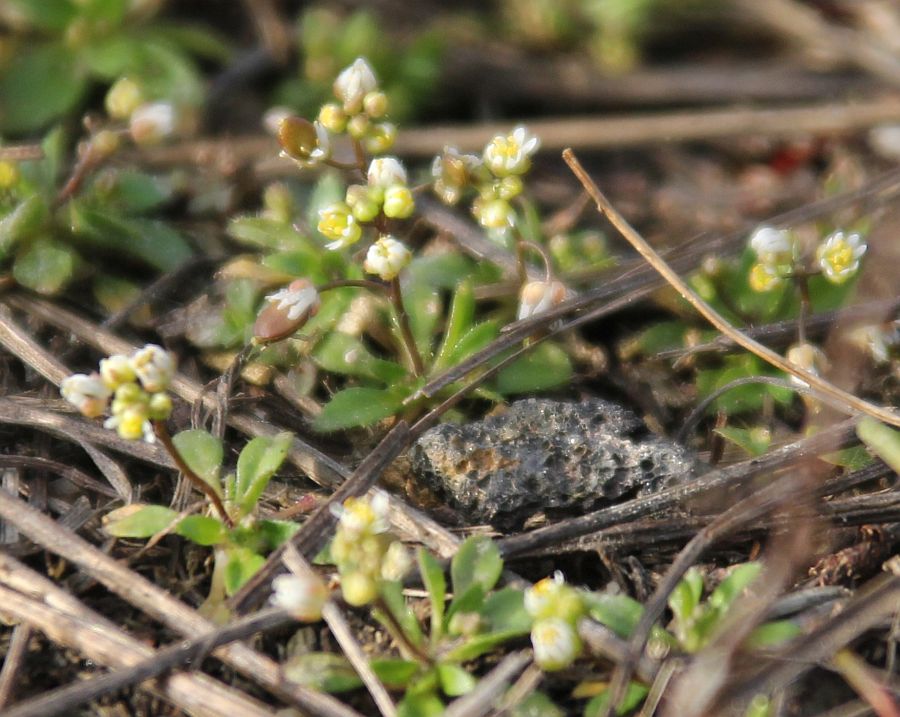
(323, 601, 398, 717)
(563, 148, 900, 429)
(389, 277, 425, 377)
(152, 420, 233, 528)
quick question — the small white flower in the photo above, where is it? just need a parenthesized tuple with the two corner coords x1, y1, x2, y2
(104, 406, 155, 443)
(524, 571, 565, 618)
(131, 344, 175, 393)
(786, 342, 829, 388)
(332, 493, 391, 538)
(749, 226, 793, 262)
(333, 57, 377, 114)
(99, 354, 136, 390)
(271, 573, 328, 622)
(517, 280, 567, 321)
(380, 541, 413, 581)
(364, 236, 412, 281)
(266, 279, 321, 321)
(367, 157, 407, 188)
(483, 126, 540, 177)
(60, 373, 111, 418)
(129, 102, 178, 145)
(474, 197, 515, 232)
(318, 202, 362, 250)
(816, 231, 867, 284)
(531, 617, 581, 671)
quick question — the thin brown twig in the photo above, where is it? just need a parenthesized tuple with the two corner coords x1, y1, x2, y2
(563, 148, 900, 429)
(0, 488, 365, 717)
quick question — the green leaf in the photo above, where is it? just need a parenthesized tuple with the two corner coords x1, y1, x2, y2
(709, 563, 761, 612)
(91, 170, 173, 214)
(402, 280, 442, 356)
(176, 515, 227, 546)
(440, 320, 499, 368)
(103, 504, 179, 538)
(668, 567, 704, 626)
(82, 35, 141, 78)
(696, 355, 793, 416)
(744, 620, 801, 650)
(451, 535, 503, 596)
(227, 216, 309, 251)
(417, 548, 446, 643)
(69, 206, 193, 271)
(5, 0, 77, 32)
(223, 548, 266, 595)
(378, 580, 425, 648)
(857, 418, 900, 474)
(147, 21, 233, 62)
(432, 280, 475, 372)
(283, 652, 363, 693)
(443, 627, 526, 662)
(445, 584, 485, 631)
(397, 691, 445, 717)
(235, 432, 293, 515)
(255, 519, 300, 550)
(436, 663, 476, 697)
(13, 239, 77, 295)
(0, 195, 48, 257)
(584, 593, 644, 639)
(313, 386, 406, 432)
(0, 44, 88, 134)
(172, 430, 223, 492)
(480, 587, 532, 634)
(371, 659, 420, 688)
(819, 445, 874, 471)
(512, 692, 565, 717)
(584, 682, 649, 716)
(314, 332, 408, 384)
(496, 341, 572, 395)
(714, 426, 771, 458)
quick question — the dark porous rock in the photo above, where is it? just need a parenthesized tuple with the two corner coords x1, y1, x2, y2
(410, 398, 697, 529)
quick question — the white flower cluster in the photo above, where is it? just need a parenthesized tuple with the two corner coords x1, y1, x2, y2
(329, 493, 412, 607)
(431, 126, 540, 242)
(61, 344, 176, 443)
(524, 572, 586, 672)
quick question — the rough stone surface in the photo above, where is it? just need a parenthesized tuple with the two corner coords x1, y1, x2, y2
(410, 398, 697, 529)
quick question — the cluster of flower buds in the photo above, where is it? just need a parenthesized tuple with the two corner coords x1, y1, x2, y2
(524, 572, 586, 671)
(320, 58, 395, 154)
(60, 344, 175, 443)
(747, 226, 796, 292)
(105, 76, 182, 146)
(431, 126, 540, 241)
(271, 571, 329, 622)
(318, 156, 416, 252)
(329, 493, 411, 607)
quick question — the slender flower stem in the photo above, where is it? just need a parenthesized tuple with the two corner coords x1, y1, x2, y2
(351, 138, 367, 174)
(517, 239, 555, 282)
(389, 278, 425, 377)
(153, 421, 233, 528)
(373, 596, 431, 665)
(796, 272, 811, 345)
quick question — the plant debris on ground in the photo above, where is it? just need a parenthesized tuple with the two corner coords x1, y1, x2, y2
(0, 1, 899, 716)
